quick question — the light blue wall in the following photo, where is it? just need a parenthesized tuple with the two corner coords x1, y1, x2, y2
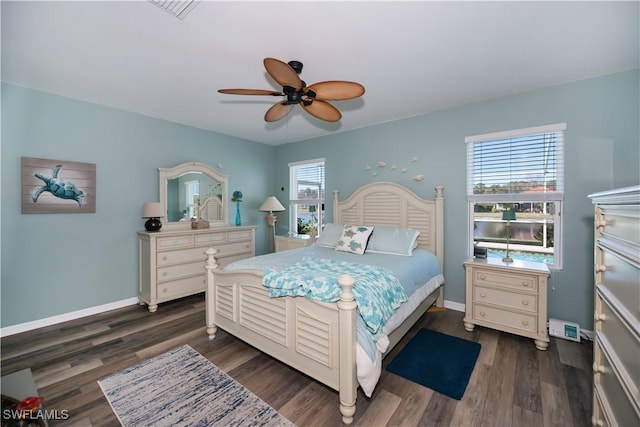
(1, 83, 276, 327)
(274, 69, 640, 330)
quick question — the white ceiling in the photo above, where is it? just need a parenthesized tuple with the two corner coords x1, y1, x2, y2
(2, 1, 638, 146)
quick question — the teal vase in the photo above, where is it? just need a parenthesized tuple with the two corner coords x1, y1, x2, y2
(235, 201, 241, 226)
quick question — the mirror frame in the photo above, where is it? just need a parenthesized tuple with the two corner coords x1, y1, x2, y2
(159, 162, 229, 230)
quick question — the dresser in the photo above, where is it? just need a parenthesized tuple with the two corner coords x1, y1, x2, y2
(138, 225, 255, 312)
(589, 186, 639, 427)
(463, 258, 550, 350)
(274, 234, 317, 252)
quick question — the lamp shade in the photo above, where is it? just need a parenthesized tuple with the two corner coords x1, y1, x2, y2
(259, 196, 285, 213)
(502, 209, 516, 221)
(142, 202, 164, 218)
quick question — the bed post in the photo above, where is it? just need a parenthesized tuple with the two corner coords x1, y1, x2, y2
(337, 274, 357, 425)
(434, 185, 445, 307)
(333, 189, 340, 223)
(204, 247, 218, 340)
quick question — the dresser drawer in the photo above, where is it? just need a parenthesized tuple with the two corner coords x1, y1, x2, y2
(596, 293, 640, 396)
(594, 340, 640, 427)
(195, 232, 227, 245)
(157, 247, 207, 266)
(216, 241, 253, 257)
(598, 248, 640, 325)
(228, 230, 252, 241)
(472, 303, 537, 333)
(157, 235, 194, 249)
(473, 285, 537, 313)
(157, 275, 205, 300)
(599, 204, 640, 246)
(157, 261, 204, 283)
(472, 268, 538, 293)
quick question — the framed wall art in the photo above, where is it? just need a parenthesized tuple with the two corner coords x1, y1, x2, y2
(21, 157, 96, 214)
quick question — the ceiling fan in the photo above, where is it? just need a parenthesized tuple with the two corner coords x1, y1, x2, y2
(218, 58, 365, 123)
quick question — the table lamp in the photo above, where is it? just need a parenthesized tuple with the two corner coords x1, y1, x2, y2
(143, 202, 164, 232)
(502, 208, 516, 263)
(259, 196, 285, 227)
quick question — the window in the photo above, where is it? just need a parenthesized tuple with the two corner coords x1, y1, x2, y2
(289, 158, 325, 236)
(185, 180, 199, 219)
(466, 123, 565, 269)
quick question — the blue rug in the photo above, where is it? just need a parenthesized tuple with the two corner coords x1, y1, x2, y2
(386, 328, 481, 400)
(98, 345, 293, 426)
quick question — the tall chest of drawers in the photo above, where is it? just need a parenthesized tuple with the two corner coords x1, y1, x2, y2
(138, 225, 255, 312)
(463, 258, 550, 350)
(589, 186, 639, 427)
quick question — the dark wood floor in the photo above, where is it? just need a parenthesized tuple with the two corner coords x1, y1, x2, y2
(1, 294, 593, 426)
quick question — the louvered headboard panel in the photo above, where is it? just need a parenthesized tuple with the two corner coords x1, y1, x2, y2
(333, 182, 444, 268)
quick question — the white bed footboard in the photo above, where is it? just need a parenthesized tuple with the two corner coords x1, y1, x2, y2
(205, 247, 359, 424)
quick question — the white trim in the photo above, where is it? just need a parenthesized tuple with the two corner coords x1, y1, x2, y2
(444, 299, 465, 312)
(0, 297, 140, 337)
(288, 157, 326, 167)
(465, 122, 567, 144)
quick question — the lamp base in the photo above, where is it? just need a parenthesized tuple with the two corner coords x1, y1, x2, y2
(145, 218, 162, 232)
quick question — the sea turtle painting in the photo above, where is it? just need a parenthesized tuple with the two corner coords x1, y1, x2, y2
(31, 164, 87, 207)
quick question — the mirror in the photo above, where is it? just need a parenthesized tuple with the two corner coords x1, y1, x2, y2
(159, 162, 229, 229)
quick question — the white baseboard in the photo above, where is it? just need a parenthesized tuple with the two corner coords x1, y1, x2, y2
(1, 297, 140, 337)
(444, 299, 465, 312)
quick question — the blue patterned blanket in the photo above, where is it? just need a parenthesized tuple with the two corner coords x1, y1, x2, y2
(263, 257, 408, 339)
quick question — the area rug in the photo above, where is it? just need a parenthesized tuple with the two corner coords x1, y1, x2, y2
(98, 344, 293, 426)
(386, 328, 481, 400)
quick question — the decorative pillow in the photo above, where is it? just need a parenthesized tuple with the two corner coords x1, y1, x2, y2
(335, 225, 374, 255)
(314, 223, 345, 248)
(366, 226, 420, 256)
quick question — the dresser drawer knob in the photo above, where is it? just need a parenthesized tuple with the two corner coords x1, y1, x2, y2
(522, 281, 530, 287)
(522, 300, 529, 306)
(479, 274, 486, 280)
(162, 272, 168, 277)
(522, 320, 529, 326)
(162, 256, 168, 261)
(480, 292, 486, 298)
(479, 311, 486, 317)
(592, 363, 605, 374)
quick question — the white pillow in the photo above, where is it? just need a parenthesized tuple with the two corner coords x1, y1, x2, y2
(366, 226, 420, 256)
(314, 223, 345, 248)
(335, 225, 374, 255)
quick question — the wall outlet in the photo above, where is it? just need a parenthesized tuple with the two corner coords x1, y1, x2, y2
(548, 318, 581, 342)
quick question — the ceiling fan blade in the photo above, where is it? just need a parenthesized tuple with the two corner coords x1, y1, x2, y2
(263, 58, 302, 91)
(302, 100, 342, 122)
(306, 81, 365, 101)
(265, 101, 293, 122)
(218, 89, 284, 96)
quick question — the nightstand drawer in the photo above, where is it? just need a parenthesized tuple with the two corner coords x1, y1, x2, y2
(472, 269, 538, 292)
(472, 303, 537, 333)
(473, 285, 537, 313)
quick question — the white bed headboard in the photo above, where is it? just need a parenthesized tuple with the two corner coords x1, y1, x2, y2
(333, 182, 444, 268)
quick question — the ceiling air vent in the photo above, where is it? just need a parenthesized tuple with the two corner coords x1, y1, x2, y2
(149, 0, 199, 19)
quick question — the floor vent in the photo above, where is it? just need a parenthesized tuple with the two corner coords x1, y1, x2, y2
(149, 0, 199, 20)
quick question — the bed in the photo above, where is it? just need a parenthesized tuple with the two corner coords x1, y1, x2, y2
(204, 182, 444, 424)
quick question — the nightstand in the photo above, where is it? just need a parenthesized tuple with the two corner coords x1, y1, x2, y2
(463, 257, 550, 350)
(275, 234, 316, 252)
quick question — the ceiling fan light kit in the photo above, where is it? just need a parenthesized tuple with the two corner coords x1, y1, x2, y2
(218, 58, 365, 123)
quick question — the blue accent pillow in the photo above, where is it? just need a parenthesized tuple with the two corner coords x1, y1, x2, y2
(314, 223, 345, 248)
(366, 226, 420, 256)
(335, 225, 375, 255)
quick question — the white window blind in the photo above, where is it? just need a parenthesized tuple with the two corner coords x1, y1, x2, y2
(466, 123, 565, 202)
(290, 159, 325, 202)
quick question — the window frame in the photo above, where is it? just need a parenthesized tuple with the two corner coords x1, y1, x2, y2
(465, 123, 566, 269)
(288, 158, 325, 236)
